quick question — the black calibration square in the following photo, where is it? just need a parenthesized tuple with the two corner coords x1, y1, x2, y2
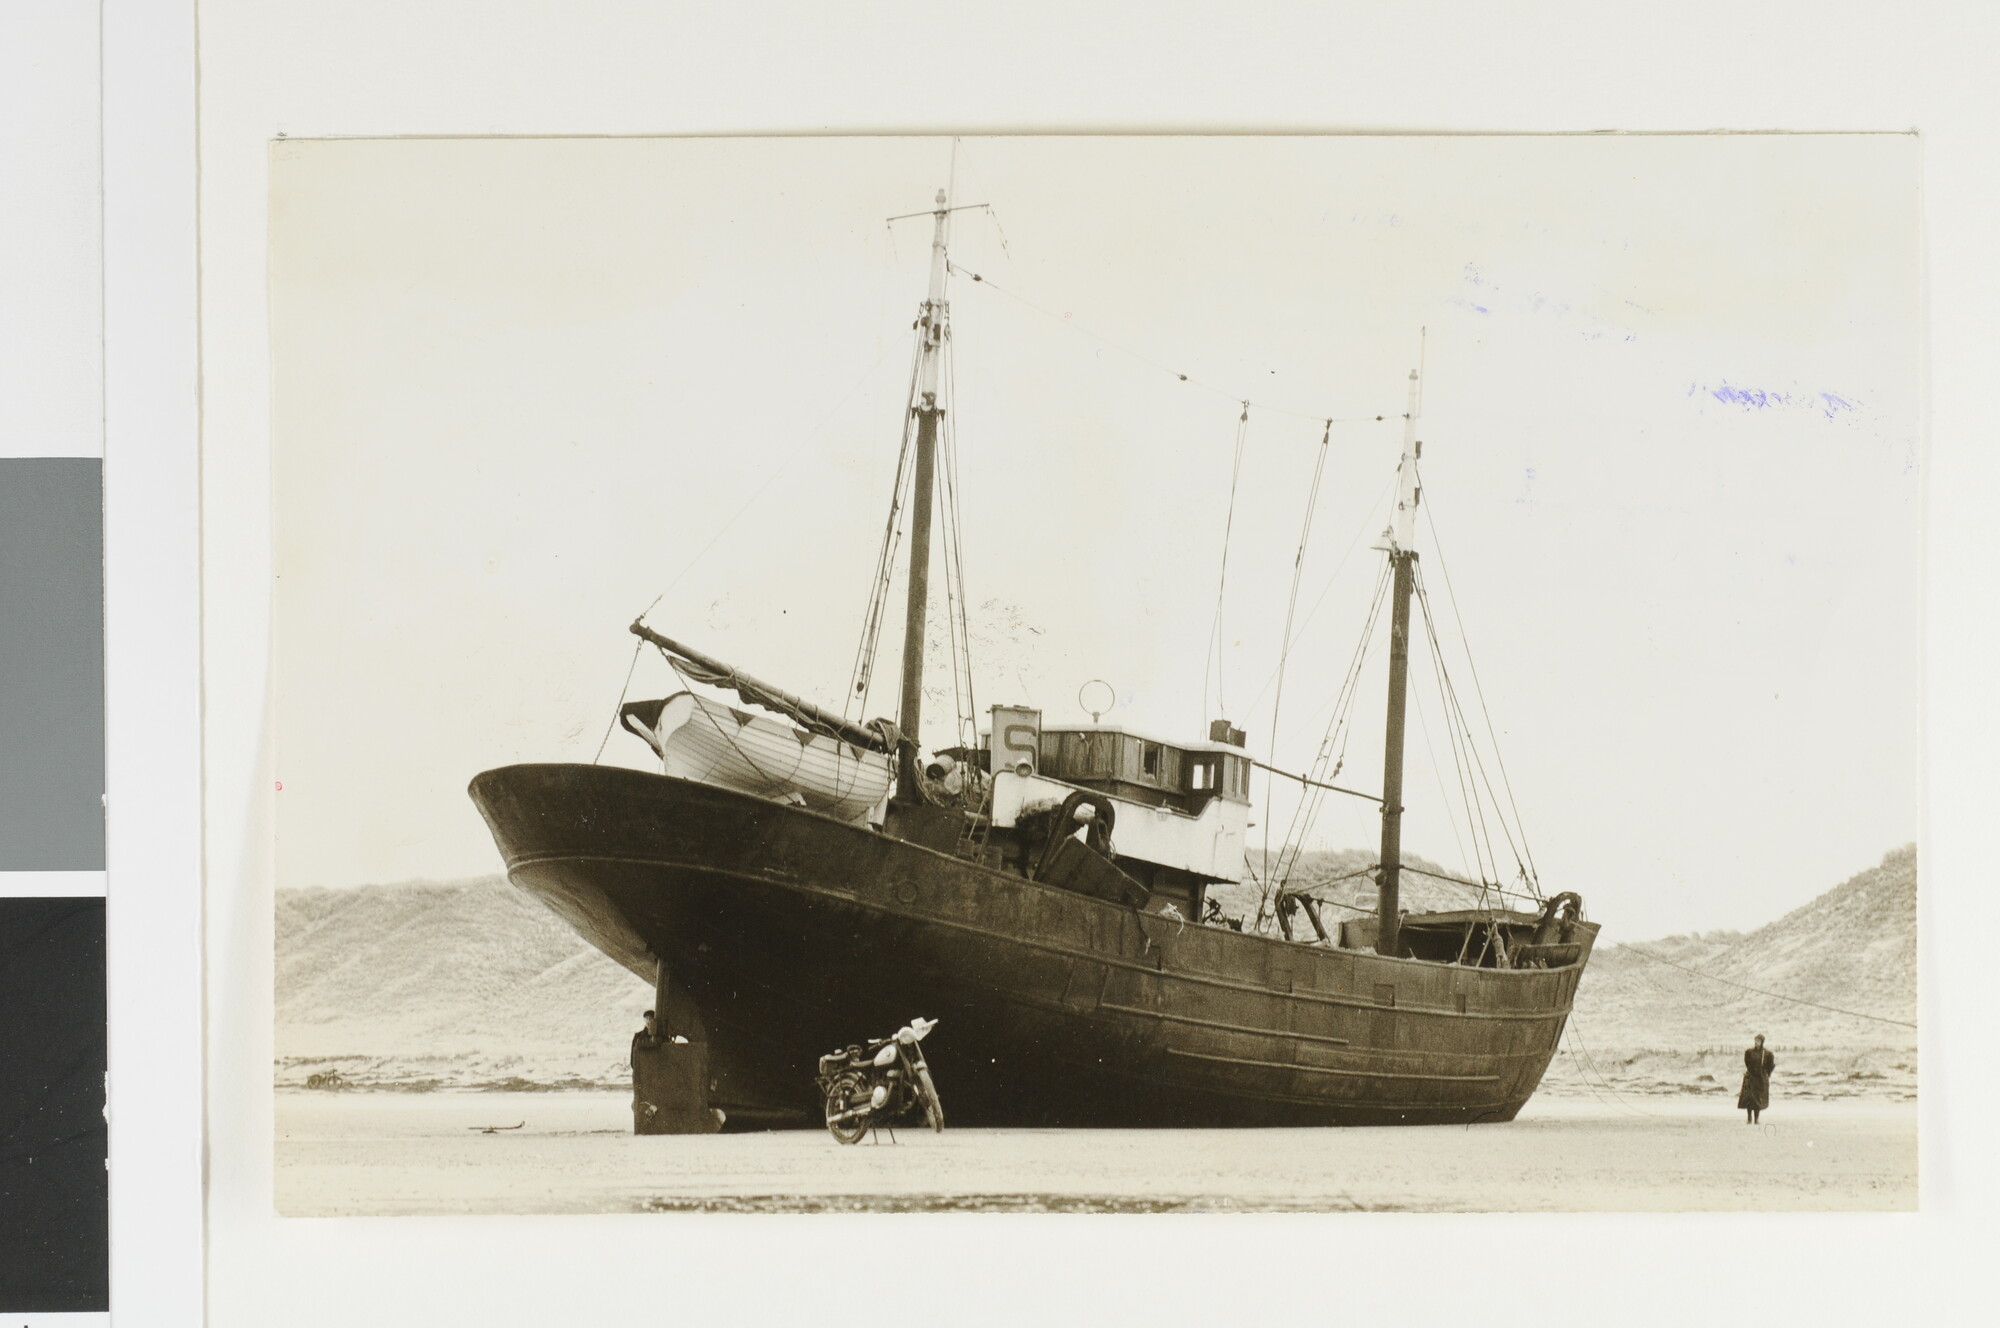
(0, 897, 108, 1313)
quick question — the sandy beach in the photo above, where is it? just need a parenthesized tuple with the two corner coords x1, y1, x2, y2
(275, 1088, 1915, 1215)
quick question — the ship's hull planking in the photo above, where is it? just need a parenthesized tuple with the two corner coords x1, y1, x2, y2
(470, 762, 1596, 1129)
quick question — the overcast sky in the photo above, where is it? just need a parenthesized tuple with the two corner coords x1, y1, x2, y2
(270, 134, 1918, 939)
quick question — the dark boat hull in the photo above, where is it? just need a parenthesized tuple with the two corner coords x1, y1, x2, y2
(469, 763, 1596, 1128)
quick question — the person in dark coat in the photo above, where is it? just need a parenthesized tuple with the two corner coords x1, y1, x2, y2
(1738, 1034, 1775, 1124)
(630, 1010, 661, 1066)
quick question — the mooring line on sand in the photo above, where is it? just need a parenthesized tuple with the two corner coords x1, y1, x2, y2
(1562, 1017, 1657, 1118)
(1615, 944, 1917, 1029)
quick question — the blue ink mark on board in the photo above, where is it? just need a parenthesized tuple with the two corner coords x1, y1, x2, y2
(1459, 262, 1634, 341)
(1693, 381, 1861, 420)
(1710, 382, 1782, 409)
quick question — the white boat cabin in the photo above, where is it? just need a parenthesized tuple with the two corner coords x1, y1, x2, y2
(967, 706, 1252, 908)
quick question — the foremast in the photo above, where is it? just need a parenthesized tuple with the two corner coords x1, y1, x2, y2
(1374, 368, 1423, 957)
(894, 189, 954, 798)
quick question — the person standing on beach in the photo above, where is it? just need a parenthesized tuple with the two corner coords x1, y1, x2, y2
(630, 1010, 661, 1066)
(1738, 1034, 1775, 1124)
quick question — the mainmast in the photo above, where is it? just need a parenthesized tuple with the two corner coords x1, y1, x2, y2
(895, 189, 954, 798)
(1374, 368, 1423, 957)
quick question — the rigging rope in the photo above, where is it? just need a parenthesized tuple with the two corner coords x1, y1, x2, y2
(1204, 403, 1251, 726)
(1562, 1020, 1656, 1117)
(1259, 559, 1392, 923)
(1615, 944, 1918, 1029)
(840, 244, 983, 748)
(1272, 563, 1391, 882)
(1427, 638, 1494, 890)
(1413, 565, 1534, 893)
(1398, 864, 1545, 908)
(1238, 469, 1399, 723)
(939, 314, 980, 748)
(1421, 589, 1502, 889)
(1417, 469, 1543, 887)
(1263, 419, 1332, 913)
(591, 635, 647, 763)
(1407, 673, 1478, 889)
(1429, 611, 1495, 887)
(1413, 571, 1490, 874)
(845, 334, 926, 720)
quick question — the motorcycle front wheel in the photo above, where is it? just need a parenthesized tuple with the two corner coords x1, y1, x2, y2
(915, 1063, 944, 1133)
(823, 1070, 871, 1145)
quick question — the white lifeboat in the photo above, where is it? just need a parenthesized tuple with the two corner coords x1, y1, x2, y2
(648, 691, 891, 824)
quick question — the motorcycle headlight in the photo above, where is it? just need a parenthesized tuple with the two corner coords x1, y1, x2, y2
(896, 1026, 916, 1045)
(872, 1044, 898, 1067)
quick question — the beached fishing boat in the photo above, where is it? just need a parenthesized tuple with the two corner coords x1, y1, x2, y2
(469, 185, 1598, 1130)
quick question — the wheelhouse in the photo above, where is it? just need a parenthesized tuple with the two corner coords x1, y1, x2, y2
(1033, 721, 1251, 816)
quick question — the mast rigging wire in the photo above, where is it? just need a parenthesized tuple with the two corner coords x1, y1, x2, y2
(1415, 576, 1505, 890)
(1422, 633, 1492, 890)
(1615, 944, 1918, 1029)
(1417, 466, 1543, 887)
(1561, 1021, 1655, 1117)
(852, 184, 981, 747)
(1407, 671, 1480, 891)
(1203, 404, 1251, 727)
(845, 334, 927, 720)
(1412, 565, 1535, 894)
(938, 313, 980, 748)
(1236, 469, 1399, 723)
(1249, 758, 1379, 803)
(1258, 559, 1392, 924)
(1396, 864, 1545, 908)
(1262, 419, 1333, 920)
(1420, 614, 1489, 884)
(591, 636, 647, 764)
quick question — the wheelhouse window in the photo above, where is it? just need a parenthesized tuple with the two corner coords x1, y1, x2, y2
(1221, 754, 1247, 798)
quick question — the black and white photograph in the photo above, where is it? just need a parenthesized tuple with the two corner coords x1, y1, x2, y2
(264, 133, 1917, 1215)
(17, 2, 2000, 1324)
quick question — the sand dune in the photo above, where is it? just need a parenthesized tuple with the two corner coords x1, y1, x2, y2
(277, 846, 1916, 1100)
(1548, 845, 1915, 1102)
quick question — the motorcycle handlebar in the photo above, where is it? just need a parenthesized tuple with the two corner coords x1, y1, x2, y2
(828, 1017, 940, 1061)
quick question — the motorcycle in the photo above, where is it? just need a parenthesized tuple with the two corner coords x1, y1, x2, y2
(816, 1016, 944, 1144)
